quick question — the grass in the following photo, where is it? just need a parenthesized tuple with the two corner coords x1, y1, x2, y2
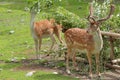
(0, 7, 33, 60)
(0, 0, 120, 80)
(0, 70, 79, 80)
(0, 63, 78, 80)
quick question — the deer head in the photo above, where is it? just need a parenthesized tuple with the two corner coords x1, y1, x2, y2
(87, 4, 115, 33)
(49, 19, 63, 32)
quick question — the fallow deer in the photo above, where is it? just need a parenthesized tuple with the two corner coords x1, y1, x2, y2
(64, 4, 115, 77)
(30, 3, 63, 59)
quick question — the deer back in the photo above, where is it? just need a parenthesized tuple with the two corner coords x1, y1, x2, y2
(34, 19, 62, 39)
(34, 20, 54, 37)
(65, 28, 95, 53)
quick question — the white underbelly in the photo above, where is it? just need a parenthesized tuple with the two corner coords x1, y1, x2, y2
(32, 32, 51, 40)
(93, 39, 103, 54)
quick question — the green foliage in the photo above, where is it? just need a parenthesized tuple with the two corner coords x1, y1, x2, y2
(92, 0, 113, 18)
(91, 0, 120, 32)
(29, 0, 53, 13)
(102, 15, 120, 32)
(102, 15, 120, 59)
(53, 7, 87, 30)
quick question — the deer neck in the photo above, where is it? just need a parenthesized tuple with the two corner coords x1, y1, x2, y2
(92, 28, 103, 51)
(30, 13, 36, 31)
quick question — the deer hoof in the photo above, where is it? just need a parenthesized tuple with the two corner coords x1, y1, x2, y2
(66, 69, 71, 74)
(88, 73, 93, 79)
(97, 73, 101, 77)
(75, 67, 79, 71)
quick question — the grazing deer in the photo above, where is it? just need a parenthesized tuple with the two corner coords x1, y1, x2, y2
(30, 3, 63, 59)
(64, 4, 115, 77)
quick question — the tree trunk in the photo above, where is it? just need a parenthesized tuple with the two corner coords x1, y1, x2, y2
(109, 36, 115, 60)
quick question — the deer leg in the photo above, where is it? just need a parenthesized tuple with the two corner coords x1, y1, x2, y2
(50, 34, 56, 50)
(54, 26, 63, 44)
(58, 37, 63, 44)
(55, 31, 63, 44)
(38, 38, 42, 50)
(86, 52, 92, 78)
(34, 39, 39, 59)
(72, 51, 79, 71)
(38, 39, 42, 59)
(66, 48, 72, 74)
(95, 53, 101, 77)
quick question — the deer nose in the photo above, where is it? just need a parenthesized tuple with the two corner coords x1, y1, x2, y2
(86, 30, 89, 33)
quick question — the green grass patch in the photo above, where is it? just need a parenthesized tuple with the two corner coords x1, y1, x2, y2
(0, 70, 79, 80)
(0, 7, 33, 60)
(0, 63, 21, 70)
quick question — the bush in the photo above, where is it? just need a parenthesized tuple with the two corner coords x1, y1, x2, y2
(53, 7, 87, 31)
(101, 14, 120, 59)
(28, 0, 53, 13)
(101, 15, 120, 32)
